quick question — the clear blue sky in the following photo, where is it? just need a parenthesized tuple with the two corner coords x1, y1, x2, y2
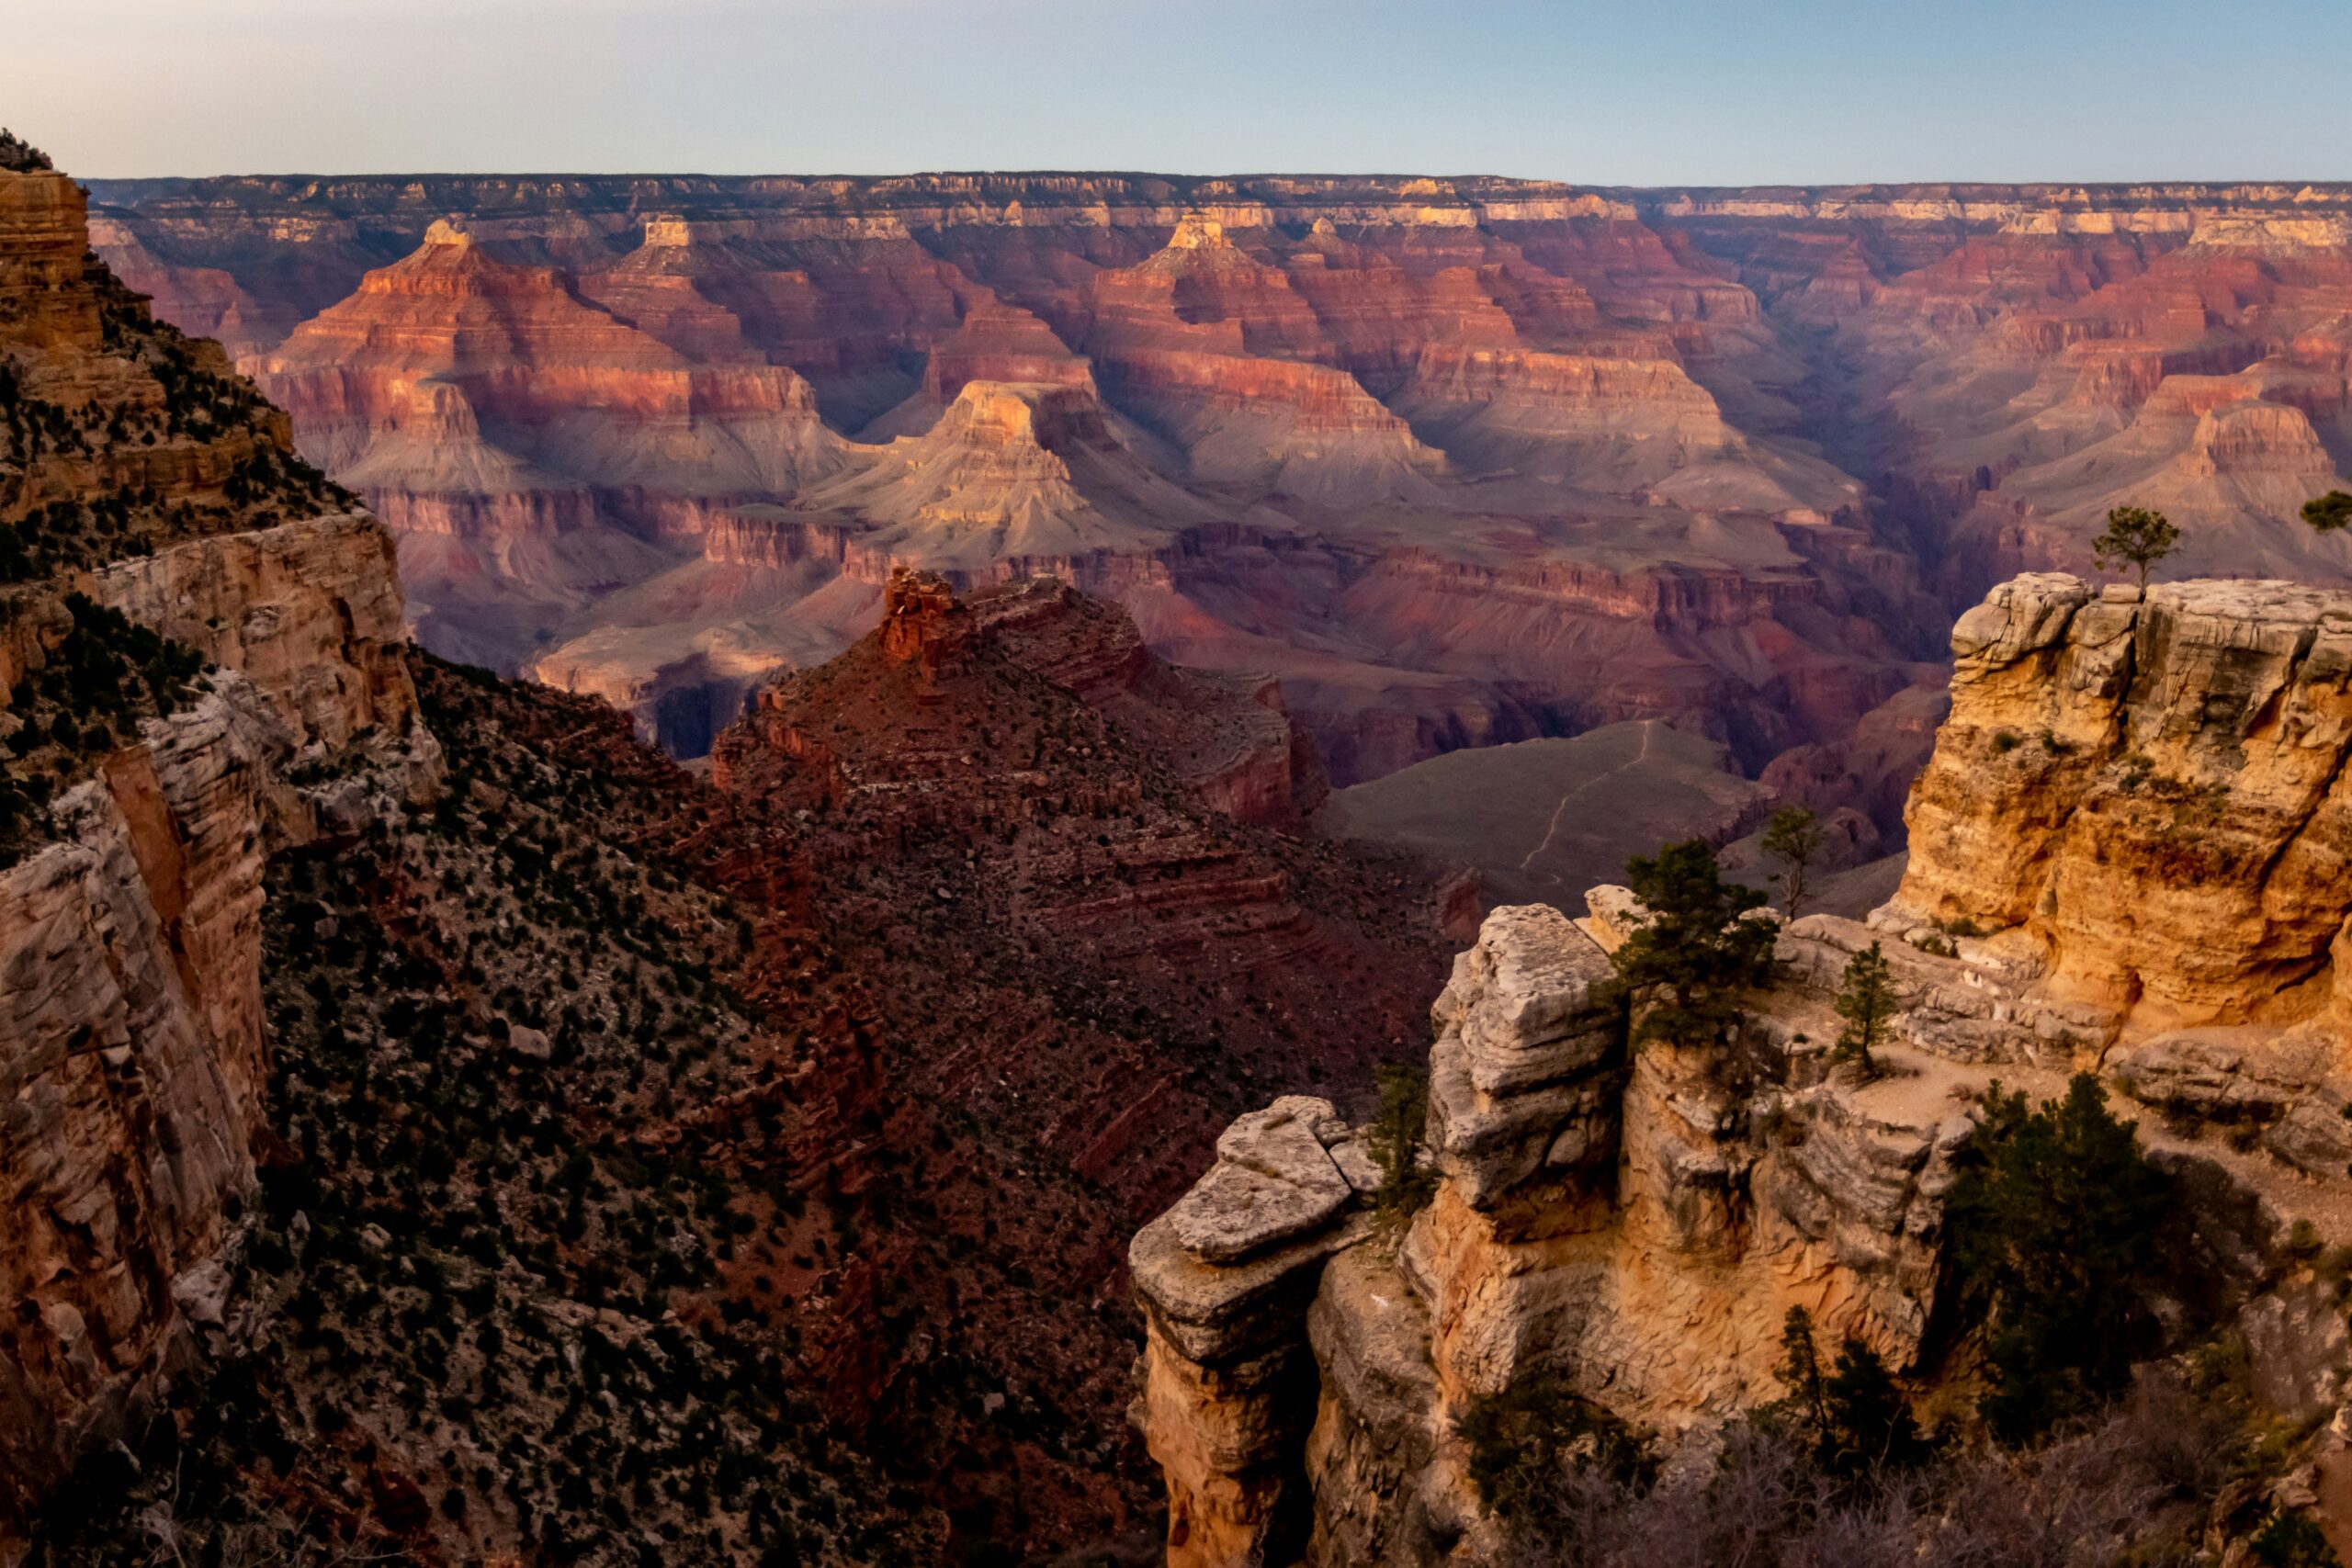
(16, 0, 2352, 184)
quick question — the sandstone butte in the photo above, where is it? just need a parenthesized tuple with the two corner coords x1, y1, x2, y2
(84, 172, 2352, 799)
(1134, 572, 2352, 1566)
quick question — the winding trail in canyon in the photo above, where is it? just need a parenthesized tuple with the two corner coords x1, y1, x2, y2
(1519, 718, 1659, 886)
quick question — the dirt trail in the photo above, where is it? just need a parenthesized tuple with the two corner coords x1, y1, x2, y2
(1520, 720, 1657, 882)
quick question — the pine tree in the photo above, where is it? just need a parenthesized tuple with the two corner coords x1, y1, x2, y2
(2091, 505, 2179, 589)
(1822, 1334, 1925, 1473)
(1367, 1062, 1436, 1222)
(1831, 942, 1894, 1079)
(1767, 1304, 1927, 1478)
(1772, 1305, 1829, 1440)
(1948, 1073, 2172, 1443)
(2302, 490, 2352, 536)
(1607, 840, 1777, 1049)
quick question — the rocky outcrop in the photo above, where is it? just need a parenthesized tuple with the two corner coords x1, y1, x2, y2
(0, 680, 289, 1546)
(1887, 573, 2352, 1032)
(0, 172, 101, 352)
(0, 508, 436, 1556)
(1131, 1099, 1378, 1568)
(1135, 897, 1981, 1566)
(89, 511, 417, 750)
(239, 221, 854, 670)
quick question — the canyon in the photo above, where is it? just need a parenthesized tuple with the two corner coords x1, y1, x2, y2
(17, 136, 2352, 1567)
(85, 175, 2352, 802)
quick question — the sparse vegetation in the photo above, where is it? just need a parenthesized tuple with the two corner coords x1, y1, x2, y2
(2301, 490, 2352, 536)
(1763, 1305, 1927, 1477)
(1466, 1362, 2290, 1566)
(1760, 805, 1823, 919)
(0, 127, 50, 174)
(1367, 1061, 1437, 1224)
(1948, 1073, 2173, 1445)
(0, 594, 206, 867)
(0, 262, 356, 587)
(1457, 1370, 1655, 1523)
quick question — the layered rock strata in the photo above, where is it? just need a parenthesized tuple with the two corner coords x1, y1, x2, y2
(0, 514, 435, 1553)
(1885, 573, 2352, 1032)
(0, 157, 435, 1556)
(1135, 899, 1981, 1566)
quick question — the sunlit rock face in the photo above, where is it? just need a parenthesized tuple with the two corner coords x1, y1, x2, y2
(1888, 572, 2352, 1032)
(1133, 897, 1983, 1567)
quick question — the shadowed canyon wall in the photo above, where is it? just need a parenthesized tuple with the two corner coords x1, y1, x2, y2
(0, 162, 439, 1555)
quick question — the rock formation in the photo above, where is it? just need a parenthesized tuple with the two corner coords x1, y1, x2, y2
(1135, 898, 1984, 1565)
(1885, 572, 2352, 1032)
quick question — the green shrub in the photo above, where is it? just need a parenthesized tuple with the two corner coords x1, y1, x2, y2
(1367, 1063, 1437, 1223)
(2253, 1512, 2341, 1568)
(1765, 1306, 1929, 1478)
(1949, 1073, 2171, 1444)
(1457, 1370, 1654, 1522)
(1606, 839, 1775, 1050)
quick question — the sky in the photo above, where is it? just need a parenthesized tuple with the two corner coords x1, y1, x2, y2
(12, 0, 2352, 185)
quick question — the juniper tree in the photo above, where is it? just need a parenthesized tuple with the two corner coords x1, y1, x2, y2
(1948, 1073, 2171, 1444)
(1607, 839, 1776, 1049)
(2303, 490, 2352, 536)
(1831, 941, 1894, 1079)
(2092, 505, 2178, 589)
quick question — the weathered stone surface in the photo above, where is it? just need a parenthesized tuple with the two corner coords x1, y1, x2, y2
(2244, 1279, 2352, 1426)
(1425, 904, 1624, 1207)
(1132, 1199, 1373, 1568)
(0, 682, 287, 1543)
(1139, 898, 1984, 1565)
(1892, 574, 2352, 1031)
(1165, 1099, 1355, 1265)
(1170, 1161, 1351, 1266)
(92, 513, 419, 752)
(2261, 1089, 2352, 1178)
(2112, 1028, 2333, 1119)
(1303, 1247, 1442, 1568)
